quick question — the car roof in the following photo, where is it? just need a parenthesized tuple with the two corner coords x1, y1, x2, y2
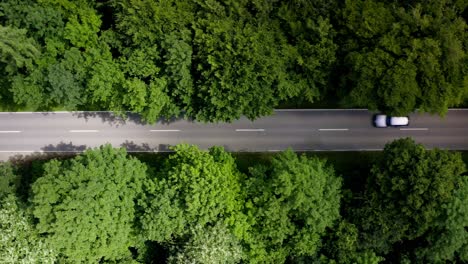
(389, 116, 409, 125)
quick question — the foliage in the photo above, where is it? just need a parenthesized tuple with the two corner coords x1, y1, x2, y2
(415, 176, 468, 263)
(168, 223, 243, 264)
(0, 195, 56, 263)
(0, 162, 19, 197)
(319, 220, 384, 264)
(0, 0, 338, 121)
(340, 0, 468, 115)
(0, 25, 39, 75)
(30, 145, 148, 262)
(1, 0, 468, 119)
(0, 0, 110, 110)
(356, 138, 466, 255)
(244, 149, 342, 263)
(1, 140, 468, 262)
(139, 145, 248, 242)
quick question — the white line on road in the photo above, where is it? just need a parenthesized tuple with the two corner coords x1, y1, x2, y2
(150, 129, 181, 132)
(400, 128, 429, 131)
(235, 129, 265, 132)
(318, 128, 349, 131)
(0, 131, 21, 133)
(69, 130, 100, 133)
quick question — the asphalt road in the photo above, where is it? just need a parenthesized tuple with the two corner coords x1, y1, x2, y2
(0, 109, 467, 160)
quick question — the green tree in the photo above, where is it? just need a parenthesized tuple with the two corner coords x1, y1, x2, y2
(319, 220, 384, 264)
(357, 138, 466, 255)
(109, 0, 337, 122)
(340, 0, 468, 115)
(0, 25, 39, 74)
(0, 0, 112, 110)
(168, 222, 243, 264)
(245, 149, 342, 263)
(0, 195, 56, 263)
(274, 0, 338, 103)
(415, 176, 468, 263)
(0, 162, 19, 197)
(30, 145, 148, 262)
(140, 145, 248, 243)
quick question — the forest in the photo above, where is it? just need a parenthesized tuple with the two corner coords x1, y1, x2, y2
(0, 0, 467, 122)
(1, 138, 467, 263)
(1, 0, 468, 263)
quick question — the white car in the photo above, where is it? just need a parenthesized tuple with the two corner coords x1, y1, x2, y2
(374, 114, 409, 128)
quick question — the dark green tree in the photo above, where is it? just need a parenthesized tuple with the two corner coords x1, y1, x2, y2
(340, 0, 468, 115)
(0, 162, 19, 198)
(109, 0, 338, 122)
(356, 138, 466, 256)
(319, 220, 384, 264)
(0, 0, 114, 110)
(30, 145, 148, 262)
(415, 176, 468, 263)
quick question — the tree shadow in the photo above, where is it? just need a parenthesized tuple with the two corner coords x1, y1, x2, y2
(41, 141, 87, 152)
(72, 111, 131, 127)
(120, 141, 172, 152)
(71, 111, 189, 126)
(7, 150, 79, 202)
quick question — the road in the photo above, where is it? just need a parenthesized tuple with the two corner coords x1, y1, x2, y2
(0, 109, 467, 160)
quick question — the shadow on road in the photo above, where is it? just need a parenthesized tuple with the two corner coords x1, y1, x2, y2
(41, 142, 88, 152)
(120, 140, 173, 152)
(70, 111, 189, 126)
(72, 112, 134, 127)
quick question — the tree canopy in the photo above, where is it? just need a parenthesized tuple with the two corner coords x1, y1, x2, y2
(1, 0, 467, 119)
(0, 0, 340, 121)
(2, 140, 468, 262)
(244, 149, 342, 263)
(354, 138, 467, 261)
(139, 145, 248, 242)
(30, 145, 148, 262)
(0, 163, 56, 263)
(0, 195, 56, 264)
(340, 0, 468, 115)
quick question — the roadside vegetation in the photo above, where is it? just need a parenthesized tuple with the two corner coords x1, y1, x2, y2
(1, 138, 467, 263)
(0, 0, 467, 121)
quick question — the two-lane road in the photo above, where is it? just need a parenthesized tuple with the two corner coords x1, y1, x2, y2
(0, 109, 467, 160)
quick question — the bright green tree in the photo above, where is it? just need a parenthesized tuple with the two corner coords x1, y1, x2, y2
(140, 145, 248, 243)
(245, 149, 342, 263)
(30, 145, 148, 262)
